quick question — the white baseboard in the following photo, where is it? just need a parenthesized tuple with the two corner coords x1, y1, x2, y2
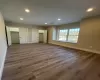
(49, 42, 100, 54)
(67, 45, 100, 54)
(73, 47, 100, 54)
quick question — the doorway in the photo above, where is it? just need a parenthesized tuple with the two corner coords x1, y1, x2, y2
(11, 31, 20, 44)
(39, 33, 44, 43)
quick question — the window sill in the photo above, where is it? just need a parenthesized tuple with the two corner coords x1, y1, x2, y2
(52, 40, 77, 44)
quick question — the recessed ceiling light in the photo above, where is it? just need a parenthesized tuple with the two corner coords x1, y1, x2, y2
(45, 23, 47, 24)
(87, 8, 94, 12)
(58, 18, 61, 21)
(25, 8, 30, 13)
(20, 18, 24, 20)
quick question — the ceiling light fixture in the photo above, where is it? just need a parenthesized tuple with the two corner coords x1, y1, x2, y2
(45, 23, 47, 24)
(20, 18, 24, 20)
(58, 18, 61, 21)
(87, 8, 94, 12)
(25, 8, 30, 13)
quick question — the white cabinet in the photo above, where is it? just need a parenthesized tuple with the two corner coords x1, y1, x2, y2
(19, 27, 28, 44)
(19, 27, 39, 44)
(32, 28, 39, 43)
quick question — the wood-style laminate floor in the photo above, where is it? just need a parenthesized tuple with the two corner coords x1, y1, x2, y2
(2, 43, 100, 80)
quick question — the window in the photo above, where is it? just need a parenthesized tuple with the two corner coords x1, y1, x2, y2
(68, 28, 80, 43)
(58, 29, 68, 41)
(57, 28, 80, 43)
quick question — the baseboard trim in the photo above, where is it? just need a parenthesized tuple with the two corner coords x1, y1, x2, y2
(49, 42, 100, 54)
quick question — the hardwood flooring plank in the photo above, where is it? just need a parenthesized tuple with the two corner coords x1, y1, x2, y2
(2, 43, 100, 80)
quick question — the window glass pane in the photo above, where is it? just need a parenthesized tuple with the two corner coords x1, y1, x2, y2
(68, 28, 80, 43)
(69, 28, 80, 36)
(68, 36, 78, 43)
(58, 29, 68, 41)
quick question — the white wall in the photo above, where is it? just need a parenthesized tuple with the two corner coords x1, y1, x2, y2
(0, 13, 7, 80)
(7, 27, 12, 45)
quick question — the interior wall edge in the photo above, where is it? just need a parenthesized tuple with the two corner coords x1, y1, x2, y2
(0, 12, 7, 80)
(0, 47, 7, 80)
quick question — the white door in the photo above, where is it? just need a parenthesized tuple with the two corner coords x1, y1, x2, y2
(19, 27, 28, 44)
(19, 27, 39, 44)
(28, 28, 32, 43)
(32, 28, 39, 43)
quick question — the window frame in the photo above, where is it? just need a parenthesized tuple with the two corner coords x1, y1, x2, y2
(57, 29, 68, 41)
(57, 28, 80, 43)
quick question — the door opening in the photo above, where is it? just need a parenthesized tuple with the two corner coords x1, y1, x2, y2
(11, 31, 20, 44)
(39, 33, 44, 43)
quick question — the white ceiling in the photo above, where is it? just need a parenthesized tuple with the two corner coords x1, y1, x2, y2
(0, 0, 100, 25)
